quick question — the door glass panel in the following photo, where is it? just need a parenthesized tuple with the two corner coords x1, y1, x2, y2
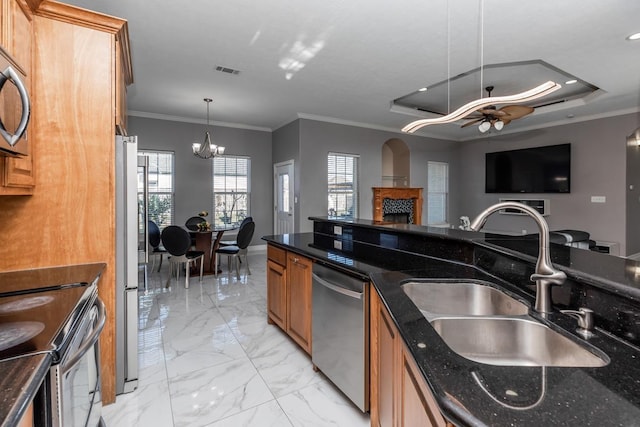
(280, 173, 290, 213)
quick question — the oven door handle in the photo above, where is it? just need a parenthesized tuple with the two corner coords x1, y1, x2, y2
(312, 273, 363, 300)
(61, 298, 106, 374)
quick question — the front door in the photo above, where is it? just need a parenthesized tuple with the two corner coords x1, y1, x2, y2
(274, 160, 295, 234)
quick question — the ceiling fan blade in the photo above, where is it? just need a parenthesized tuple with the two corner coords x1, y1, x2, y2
(500, 118, 513, 126)
(461, 118, 484, 128)
(499, 105, 534, 120)
(476, 108, 500, 115)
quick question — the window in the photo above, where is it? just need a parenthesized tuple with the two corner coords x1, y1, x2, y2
(427, 161, 449, 225)
(328, 153, 358, 219)
(213, 156, 250, 227)
(139, 150, 174, 229)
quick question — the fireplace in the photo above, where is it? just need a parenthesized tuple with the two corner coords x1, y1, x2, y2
(372, 187, 423, 225)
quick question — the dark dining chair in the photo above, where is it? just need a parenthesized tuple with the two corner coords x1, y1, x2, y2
(185, 216, 206, 231)
(215, 220, 255, 279)
(148, 220, 168, 272)
(161, 225, 205, 288)
(219, 216, 253, 247)
(185, 216, 206, 247)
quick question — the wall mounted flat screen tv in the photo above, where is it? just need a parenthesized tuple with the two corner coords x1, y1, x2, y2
(485, 143, 571, 193)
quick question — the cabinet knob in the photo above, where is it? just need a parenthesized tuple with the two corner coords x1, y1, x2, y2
(293, 257, 299, 263)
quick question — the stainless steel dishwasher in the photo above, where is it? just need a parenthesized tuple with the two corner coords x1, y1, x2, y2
(312, 263, 369, 412)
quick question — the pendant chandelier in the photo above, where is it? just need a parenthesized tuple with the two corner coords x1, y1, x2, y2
(192, 98, 225, 159)
(402, 0, 561, 134)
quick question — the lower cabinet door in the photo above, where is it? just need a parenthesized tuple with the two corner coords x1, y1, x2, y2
(266, 260, 286, 329)
(286, 254, 312, 354)
(400, 347, 447, 427)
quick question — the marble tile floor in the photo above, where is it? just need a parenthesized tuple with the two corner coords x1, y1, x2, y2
(103, 251, 371, 427)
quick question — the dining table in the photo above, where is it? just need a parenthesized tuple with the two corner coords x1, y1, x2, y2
(192, 225, 238, 274)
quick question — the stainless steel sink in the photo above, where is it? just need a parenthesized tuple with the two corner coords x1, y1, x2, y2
(402, 281, 529, 317)
(430, 317, 609, 367)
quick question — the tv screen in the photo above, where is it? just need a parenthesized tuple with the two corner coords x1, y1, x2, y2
(485, 143, 571, 193)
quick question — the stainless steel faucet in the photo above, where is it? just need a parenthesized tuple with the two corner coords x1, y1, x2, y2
(470, 202, 566, 313)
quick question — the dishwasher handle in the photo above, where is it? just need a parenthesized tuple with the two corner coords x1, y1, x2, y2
(312, 273, 363, 300)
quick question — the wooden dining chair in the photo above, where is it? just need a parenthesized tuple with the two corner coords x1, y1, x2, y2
(215, 221, 255, 279)
(161, 225, 205, 288)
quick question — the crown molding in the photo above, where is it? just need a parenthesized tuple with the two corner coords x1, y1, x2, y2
(127, 111, 272, 132)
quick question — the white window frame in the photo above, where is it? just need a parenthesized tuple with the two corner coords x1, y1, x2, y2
(212, 156, 251, 227)
(139, 150, 174, 229)
(427, 161, 449, 226)
(327, 152, 359, 219)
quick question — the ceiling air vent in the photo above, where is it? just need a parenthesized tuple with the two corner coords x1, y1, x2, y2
(215, 66, 241, 75)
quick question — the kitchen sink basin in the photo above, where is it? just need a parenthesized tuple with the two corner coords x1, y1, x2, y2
(402, 281, 529, 318)
(430, 317, 609, 367)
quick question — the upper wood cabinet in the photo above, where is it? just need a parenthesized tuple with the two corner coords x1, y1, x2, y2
(115, 23, 132, 135)
(2, 0, 32, 68)
(0, 0, 35, 195)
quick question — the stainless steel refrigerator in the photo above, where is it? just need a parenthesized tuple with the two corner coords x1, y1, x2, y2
(115, 135, 148, 395)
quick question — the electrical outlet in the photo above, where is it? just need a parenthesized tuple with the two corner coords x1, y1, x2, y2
(591, 196, 606, 203)
(333, 240, 342, 250)
(333, 226, 342, 235)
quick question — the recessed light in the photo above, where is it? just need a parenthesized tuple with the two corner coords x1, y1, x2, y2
(418, 87, 428, 92)
(626, 32, 640, 41)
(565, 79, 578, 85)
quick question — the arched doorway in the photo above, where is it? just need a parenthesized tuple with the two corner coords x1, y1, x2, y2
(381, 138, 410, 187)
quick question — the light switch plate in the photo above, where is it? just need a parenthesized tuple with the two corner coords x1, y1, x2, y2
(591, 196, 606, 203)
(333, 240, 342, 250)
(333, 226, 342, 235)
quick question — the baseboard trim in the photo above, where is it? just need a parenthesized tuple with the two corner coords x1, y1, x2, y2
(248, 244, 267, 253)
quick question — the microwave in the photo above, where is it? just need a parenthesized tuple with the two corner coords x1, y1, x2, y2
(0, 47, 30, 156)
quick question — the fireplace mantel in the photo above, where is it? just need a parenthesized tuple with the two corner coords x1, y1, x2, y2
(372, 187, 423, 225)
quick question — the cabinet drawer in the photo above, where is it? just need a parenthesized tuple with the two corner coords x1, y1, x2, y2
(268, 244, 286, 266)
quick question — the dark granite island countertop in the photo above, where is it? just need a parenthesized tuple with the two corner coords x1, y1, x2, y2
(264, 219, 640, 426)
(371, 269, 640, 426)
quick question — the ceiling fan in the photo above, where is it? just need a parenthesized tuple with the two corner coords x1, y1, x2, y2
(461, 86, 535, 133)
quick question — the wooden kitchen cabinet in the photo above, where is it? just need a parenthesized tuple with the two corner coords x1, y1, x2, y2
(0, 0, 133, 405)
(286, 252, 312, 353)
(0, 0, 34, 194)
(266, 244, 313, 355)
(370, 287, 450, 427)
(115, 26, 133, 135)
(267, 258, 287, 329)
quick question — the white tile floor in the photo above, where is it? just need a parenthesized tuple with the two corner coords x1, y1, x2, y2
(103, 251, 370, 427)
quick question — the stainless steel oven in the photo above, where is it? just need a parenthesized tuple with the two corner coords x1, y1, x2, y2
(0, 264, 107, 427)
(49, 297, 106, 427)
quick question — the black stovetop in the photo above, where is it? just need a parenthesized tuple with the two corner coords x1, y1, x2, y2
(0, 264, 104, 362)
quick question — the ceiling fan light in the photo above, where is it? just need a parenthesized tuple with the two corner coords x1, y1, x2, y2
(402, 81, 561, 133)
(478, 121, 491, 133)
(493, 120, 504, 131)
